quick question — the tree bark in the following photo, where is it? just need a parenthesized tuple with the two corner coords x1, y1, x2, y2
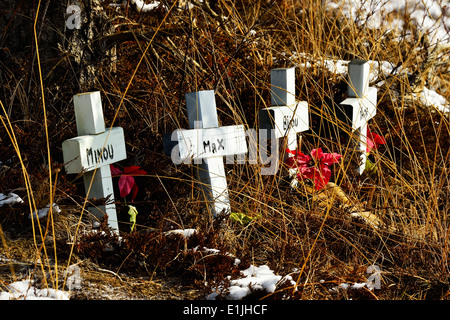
(62, 0, 116, 90)
(0, 0, 116, 98)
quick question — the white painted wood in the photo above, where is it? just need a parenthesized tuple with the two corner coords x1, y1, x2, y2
(73, 91, 106, 135)
(82, 166, 117, 229)
(271, 67, 296, 106)
(339, 60, 377, 174)
(259, 102, 309, 138)
(197, 156, 230, 215)
(285, 130, 298, 152)
(62, 91, 126, 232)
(62, 127, 126, 174)
(185, 90, 219, 129)
(348, 59, 370, 98)
(339, 87, 377, 131)
(176, 125, 247, 160)
(358, 121, 369, 175)
(259, 68, 309, 177)
(180, 90, 247, 216)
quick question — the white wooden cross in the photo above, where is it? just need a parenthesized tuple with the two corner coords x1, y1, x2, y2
(173, 90, 247, 216)
(338, 60, 377, 174)
(62, 91, 127, 232)
(258, 67, 309, 175)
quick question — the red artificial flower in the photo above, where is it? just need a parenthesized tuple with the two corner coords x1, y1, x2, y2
(110, 165, 147, 201)
(286, 148, 342, 190)
(367, 128, 386, 153)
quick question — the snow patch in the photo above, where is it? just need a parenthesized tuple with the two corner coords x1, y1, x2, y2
(325, 0, 450, 44)
(109, 1, 165, 12)
(192, 246, 241, 267)
(0, 280, 70, 300)
(292, 54, 450, 113)
(208, 264, 295, 300)
(330, 281, 371, 292)
(0, 192, 23, 207)
(132, 1, 164, 12)
(418, 87, 450, 113)
(29, 203, 61, 220)
(164, 228, 197, 239)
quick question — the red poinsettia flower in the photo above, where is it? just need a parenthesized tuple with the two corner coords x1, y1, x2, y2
(367, 128, 386, 153)
(110, 165, 147, 201)
(286, 148, 342, 190)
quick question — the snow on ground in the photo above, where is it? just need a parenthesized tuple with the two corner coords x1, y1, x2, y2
(131, 0, 163, 12)
(419, 87, 450, 112)
(291, 53, 450, 113)
(0, 192, 23, 207)
(191, 246, 242, 267)
(315, 0, 450, 113)
(329, 281, 372, 292)
(0, 280, 70, 300)
(109, 1, 165, 12)
(162, 229, 291, 300)
(208, 265, 296, 300)
(226, 265, 283, 300)
(325, 0, 450, 44)
(164, 228, 197, 239)
(29, 203, 61, 220)
(0, 193, 62, 219)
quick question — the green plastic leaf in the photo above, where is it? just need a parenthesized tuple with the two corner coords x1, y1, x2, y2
(128, 205, 138, 232)
(365, 158, 377, 175)
(230, 212, 256, 225)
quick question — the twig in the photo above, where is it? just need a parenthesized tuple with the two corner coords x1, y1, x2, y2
(95, 265, 124, 282)
(165, 36, 208, 74)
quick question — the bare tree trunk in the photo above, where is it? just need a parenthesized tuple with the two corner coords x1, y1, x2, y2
(0, 0, 116, 100)
(62, 0, 116, 90)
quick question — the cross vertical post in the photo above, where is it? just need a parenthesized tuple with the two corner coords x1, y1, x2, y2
(173, 90, 247, 216)
(258, 67, 309, 176)
(338, 60, 377, 174)
(62, 91, 127, 232)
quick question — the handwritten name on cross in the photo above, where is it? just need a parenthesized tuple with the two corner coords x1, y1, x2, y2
(338, 60, 377, 174)
(173, 90, 247, 216)
(62, 91, 126, 232)
(258, 67, 309, 175)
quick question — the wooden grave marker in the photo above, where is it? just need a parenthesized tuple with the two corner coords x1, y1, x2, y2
(337, 60, 377, 174)
(172, 90, 247, 216)
(62, 91, 126, 232)
(258, 67, 309, 175)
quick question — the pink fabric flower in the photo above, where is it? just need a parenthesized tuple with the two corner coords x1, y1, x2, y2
(110, 165, 147, 201)
(286, 148, 341, 190)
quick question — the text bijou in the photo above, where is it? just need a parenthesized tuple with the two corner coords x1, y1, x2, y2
(62, 59, 376, 232)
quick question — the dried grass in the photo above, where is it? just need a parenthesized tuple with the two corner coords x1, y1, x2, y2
(0, 0, 449, 299)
